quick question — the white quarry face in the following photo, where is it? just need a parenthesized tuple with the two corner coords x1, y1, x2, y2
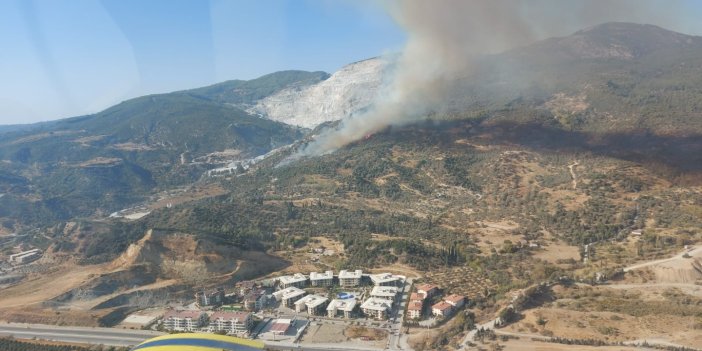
(250, 57, 387, 128)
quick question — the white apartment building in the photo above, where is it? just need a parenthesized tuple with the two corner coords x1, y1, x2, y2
(272, 286, 307, 307)
(327, 299, 357, 318)
(309, 270, 334, 287)
(370, 286, 399, 301)
(369, 273, 404, 287)
(407, 300, 423, 319)
(209, 311, 253, 335)
(293, 294, 329, 315)
(162, 310, 208, 331)
(338, 269, 363, 287)
(360, 297, 393, 320)
(278, 273, 308, 289)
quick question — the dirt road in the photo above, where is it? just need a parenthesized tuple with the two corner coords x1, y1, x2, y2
(568, 161, 579, 189)
(623, 245, 702, 272)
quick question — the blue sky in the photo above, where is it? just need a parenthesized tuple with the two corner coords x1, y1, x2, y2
(0, 0, 405, 124)
(2, 0, 702, 125)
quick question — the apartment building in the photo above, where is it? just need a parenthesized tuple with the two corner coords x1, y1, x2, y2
(293, 294, 329, 315)
(163, 310, 208, 331)
(272, 286, 306, 307)
(278, 273, 308, 289)
(195, 287, 225, 307)
(338, 270, 363, 287)
(327, 299, 357, 318)
(209, 311, 252, 335)
(360, 297, 393, 320)
(369, 273, 404, 287)
(309, 270, 334, 287)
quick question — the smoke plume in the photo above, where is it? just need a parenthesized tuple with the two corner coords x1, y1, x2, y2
(300, 0, 686, 156)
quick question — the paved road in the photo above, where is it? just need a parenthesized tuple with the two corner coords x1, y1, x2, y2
(266, 341, 382, 351)
(623, 245, 701, 272)
(0, 323, 163, 347)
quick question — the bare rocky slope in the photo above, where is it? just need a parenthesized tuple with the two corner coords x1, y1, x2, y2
(249, 57, 388, 128)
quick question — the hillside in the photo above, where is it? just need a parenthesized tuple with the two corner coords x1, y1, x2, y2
(0, 92, 304, 229)
(449, 22, 702, 135)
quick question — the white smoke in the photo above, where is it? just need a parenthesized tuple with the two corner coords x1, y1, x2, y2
(299, 0, 687, 157)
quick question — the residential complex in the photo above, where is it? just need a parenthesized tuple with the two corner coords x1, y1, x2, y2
(338, 269, 363, 287)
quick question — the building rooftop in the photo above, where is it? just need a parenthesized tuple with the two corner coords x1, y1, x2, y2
(210, 311, 250, 321)
(432, 301, 453, 312)
(445, 294, 465, 304)
(164, 310, 203, 319)
(309, 270, 334, 280)
(273, 286, 306, 300)
(327, 298, 357, 312)
(338, 269, 363, 279)
(294, 294, 328, 309)
(360, 297, 393, 312)
(270, 319, 292, 334)
(278, 273, 308, 285)
(410, 293, 425, 302)
(370, 286, 399, 298)
(369, 273, 405, 285)
(416, 283, 439, 292)
(407, 301, 423, 311)
(243, 289, 265, 302)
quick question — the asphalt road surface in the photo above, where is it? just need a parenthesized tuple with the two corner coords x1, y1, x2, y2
(0, 323, 163, 347)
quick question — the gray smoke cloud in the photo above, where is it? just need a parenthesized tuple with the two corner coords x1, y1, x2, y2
(299, 0, 686, 157)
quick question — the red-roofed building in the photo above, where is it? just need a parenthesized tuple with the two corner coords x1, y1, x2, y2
(431, 301, 453, 318)
(210, 311, 253, 335)
(416, 284, 439, 299)
(269, 318, 294, 335)
(163, 310, 208, 331)
(407, 300, 424, 319)
(444, 294, 465, 309)
(410, 293, 425, 303)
